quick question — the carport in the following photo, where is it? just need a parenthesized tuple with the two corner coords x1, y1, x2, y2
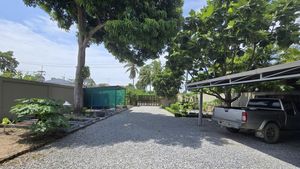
(187, 60, 300, 126)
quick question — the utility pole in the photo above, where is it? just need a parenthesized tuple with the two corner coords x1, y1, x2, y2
(36, 65, 46, 82)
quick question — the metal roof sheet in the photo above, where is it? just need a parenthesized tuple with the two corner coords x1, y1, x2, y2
(187, 60, 300, 89)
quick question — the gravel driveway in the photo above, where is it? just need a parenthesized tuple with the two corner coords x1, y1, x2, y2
(1, 106, 300, 169)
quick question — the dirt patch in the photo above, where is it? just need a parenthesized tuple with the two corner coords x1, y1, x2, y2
(0, 128, 32, 161)
(0, 127, 66, 163)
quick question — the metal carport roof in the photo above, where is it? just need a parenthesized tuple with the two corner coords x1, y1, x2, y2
(187, 60, 300, 89)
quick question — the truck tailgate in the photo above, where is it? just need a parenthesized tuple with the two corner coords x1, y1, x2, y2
(213, 107, 244, 128)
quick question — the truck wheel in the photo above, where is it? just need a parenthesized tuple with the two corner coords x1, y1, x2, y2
(263, 123, 280, 144)
(226, 127, 240, 133)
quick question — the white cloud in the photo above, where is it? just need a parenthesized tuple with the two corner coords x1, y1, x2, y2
(23, 15, 77, 44)
(0, 18, 132, 86)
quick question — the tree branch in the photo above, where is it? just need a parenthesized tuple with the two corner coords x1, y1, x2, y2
(83, 23, 105, 46)
(203, 89, 224, 101)
(231, 92, 242, 103)
(209, 88, 224, 99)
(248, 42, 257, 69)
(187, 71, 194, 79)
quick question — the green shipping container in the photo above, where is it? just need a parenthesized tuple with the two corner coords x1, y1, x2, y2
(84, 86, 126, 109)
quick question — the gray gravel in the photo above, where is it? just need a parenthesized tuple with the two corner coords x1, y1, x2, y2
(1, 106, 300, 169)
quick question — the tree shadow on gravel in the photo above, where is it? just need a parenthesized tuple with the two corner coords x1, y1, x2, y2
(47, 107, 300, 167)
(220, 129, 300, 167)
(50, 108, 231, 149)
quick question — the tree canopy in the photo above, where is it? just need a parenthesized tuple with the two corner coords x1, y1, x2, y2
(167, 0, 300, 106)
(135, 60, 181, 98)
(1, 71, 45, 82)
(152, 68, 182, 98)
(136, 64, 152, 91)
(23, 0, 183, 112)
(24, 0, 183, 64)
(136, 60, 162, 91)
(0, 51, 19, 73)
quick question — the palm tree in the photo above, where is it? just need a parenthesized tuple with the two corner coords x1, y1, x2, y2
(137, 65, 152, 91)
(124, 62, 139, 86)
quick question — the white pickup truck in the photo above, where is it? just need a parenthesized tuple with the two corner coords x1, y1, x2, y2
(212, 97, 300, 143)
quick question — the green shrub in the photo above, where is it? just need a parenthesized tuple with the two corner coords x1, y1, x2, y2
(203, 99, 222, 112)
(165, 107, 176, 114)
(170, 102, 180, 112)
(10, 98, 69, 135)
(180, 102, 194, 114)
(63, 105, 73, 114)
(2, 117, 11, 134)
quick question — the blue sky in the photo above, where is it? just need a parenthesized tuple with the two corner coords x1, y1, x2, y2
(0, 0, 206, 85)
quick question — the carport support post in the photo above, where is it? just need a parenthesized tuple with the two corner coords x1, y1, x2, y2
(198, 90, 203, 126)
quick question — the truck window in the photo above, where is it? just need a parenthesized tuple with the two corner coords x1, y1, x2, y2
(247, 99, 281, 109)
(281, 100, 295, 116)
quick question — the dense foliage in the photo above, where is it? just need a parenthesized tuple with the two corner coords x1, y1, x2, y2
(135, 60, 181, 98)
(203, 99, 222, 112)
(0, 51, 45, 82)
(165, 101, 195, 117)
(1, 71, 45, 82)
(167, 0, 300, 106)
(136, 60, 162, 91)
(23, 0, 183, 113)
(152, 68, 182, 98)
(125, 85, 155, 106)
(0, 51, 19, 73)
(10, 98, 69, 135)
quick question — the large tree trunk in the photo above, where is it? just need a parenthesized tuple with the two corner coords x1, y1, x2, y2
(73, 4, 103, 114)
(74, 41, 86, 114)
(224, 88, 232, 107)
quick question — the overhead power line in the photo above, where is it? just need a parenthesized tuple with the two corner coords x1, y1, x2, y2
(19, 62, 124, 68)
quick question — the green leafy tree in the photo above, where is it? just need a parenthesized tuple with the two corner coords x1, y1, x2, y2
(84, 77, 96, 87)
(23, 72, 45, 82)
(1, 71, 22, 79)
(152, 68, 182, 98)
(10, 98, 69, 135)
(136, 60, 163, 91)
(0, 51, 19, 73)
(277, 47, 300, 63)
(125, 84, 151, 105)
(81, 66, 96, 87)
(167, 0, 300, 106)
(23, 0, 183, 113)
(150, 60, 162, 80)
(124, 62, 139, 86)
(137, 64, 152, 91)
(1, 71, 45, 82)
(135, 80, 146, 91)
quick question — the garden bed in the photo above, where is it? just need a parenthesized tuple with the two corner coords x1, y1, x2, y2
(0, 107, 127, 164)
(0, 128, 32, 162)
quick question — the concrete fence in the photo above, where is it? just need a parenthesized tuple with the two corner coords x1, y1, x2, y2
(0, 77, 74, 119)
